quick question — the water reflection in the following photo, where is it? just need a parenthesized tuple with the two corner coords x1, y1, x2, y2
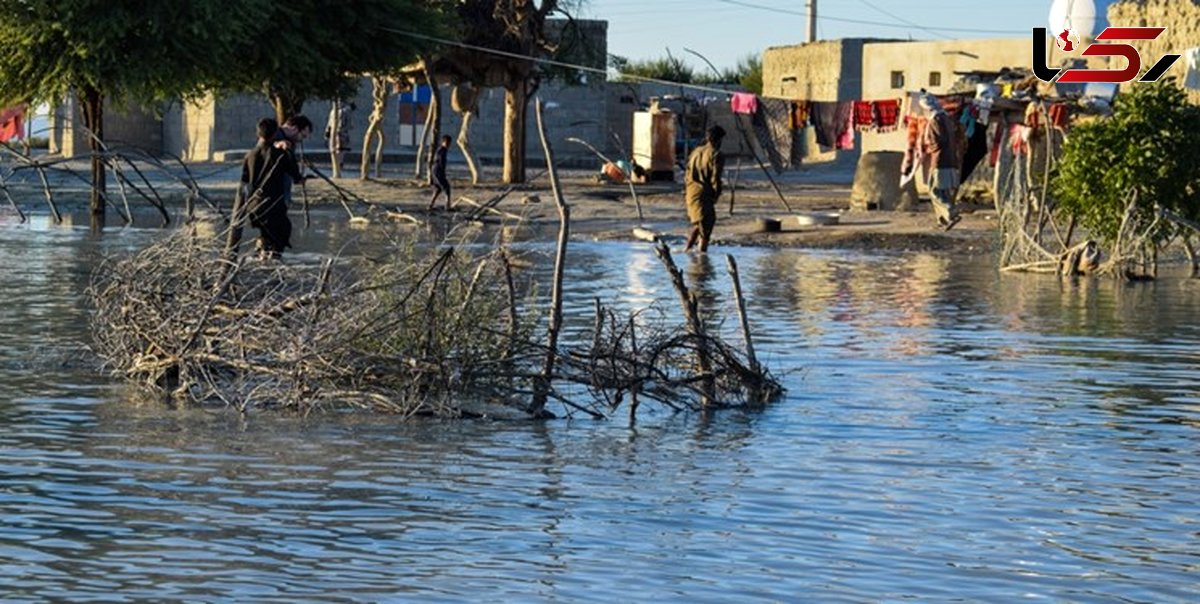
(1, 212, 1199, 600)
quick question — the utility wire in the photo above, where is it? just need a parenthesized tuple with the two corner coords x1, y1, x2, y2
(713, 0, 1023, 35)
(380, 26, 741, 96)
(855, 0, 953, 40)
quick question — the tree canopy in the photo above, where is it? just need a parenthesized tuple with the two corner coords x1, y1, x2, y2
(222, 0, 448, 120)
(0, 0, 264, 107)
(1053, 81, 1200, 246)
(610, 52, 762, 94)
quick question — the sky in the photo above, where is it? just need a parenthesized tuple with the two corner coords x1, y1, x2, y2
(576, 0, 1094, 72)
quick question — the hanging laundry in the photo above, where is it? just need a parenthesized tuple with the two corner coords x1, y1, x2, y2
(1024, 101, 1042, 129)
(1048, 103, 1070, 130)
(810, 101, 853, 151)
(1010, 123, 1031, 156)
(989, 116, 1007, 167)
(975, 97, 993, 126)
(958, 105, 978, 138)
(730, 92, 759, 115)
(0, 105, 25, 143)
(901, 115, 929, 182)
(874, 99, 901, 131)
(961, 123, 989, 182)
(789, 101, 810, 129)
(1185, 47, 1200, 91)
(837, 109, 855, 150)
(852, 100, 874, 131)
(753, 98, 796, 172)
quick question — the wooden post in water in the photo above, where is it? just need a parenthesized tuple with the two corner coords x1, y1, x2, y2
(529, 99, 570, 418)
(725, 254, 758, 373)
(654, 241, 715, 407)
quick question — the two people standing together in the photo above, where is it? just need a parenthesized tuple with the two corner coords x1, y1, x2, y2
(239, 115, 313, 261)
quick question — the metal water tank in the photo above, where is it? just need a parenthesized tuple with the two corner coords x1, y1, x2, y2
(632, 102, 676, 181)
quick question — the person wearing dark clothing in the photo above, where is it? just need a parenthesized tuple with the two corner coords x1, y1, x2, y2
(428, 135, 452, 211)
(241, 118, 303, 260)
(683, 125, 726, 253)
(272, 115, 313, 207)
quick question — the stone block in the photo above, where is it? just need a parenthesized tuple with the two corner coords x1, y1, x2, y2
(850, 151, 904, 210)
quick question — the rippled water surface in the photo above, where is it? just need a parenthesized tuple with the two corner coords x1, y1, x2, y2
(2, 211, 1199, 602)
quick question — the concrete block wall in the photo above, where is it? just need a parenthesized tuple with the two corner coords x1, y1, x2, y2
(51, 96, 162, 157)
(1108, 0, 1200, 104)
(162, 96, 218, 161)
(762, 39, 880, 165)
(860, 38, 1031, 154)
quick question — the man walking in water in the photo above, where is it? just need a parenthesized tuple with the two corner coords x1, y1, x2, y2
(683, 125, 726, 253)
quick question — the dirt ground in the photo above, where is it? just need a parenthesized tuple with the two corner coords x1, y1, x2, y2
(1, 158, 1000, 258)
(311, 165, 1001, 258)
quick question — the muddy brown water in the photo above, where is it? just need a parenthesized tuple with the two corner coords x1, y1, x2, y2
(2, 208, 1199, 601)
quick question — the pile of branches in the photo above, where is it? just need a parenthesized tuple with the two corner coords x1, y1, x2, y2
(89, 229, 782, 419)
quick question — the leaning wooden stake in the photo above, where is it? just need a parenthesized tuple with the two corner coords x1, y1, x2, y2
(734, 113, 792, 213)
(0, 170, 27, 223)
(728, 155, 742, 216)
(654, 241, 715, 407)
(628, 314, 640, 422)
(567, 136, 643, 222)
(529, 99, 570, 418)
(725, 254, 757, 373)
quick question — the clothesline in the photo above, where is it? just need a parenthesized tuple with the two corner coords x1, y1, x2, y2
(727, 85, 1088, 176)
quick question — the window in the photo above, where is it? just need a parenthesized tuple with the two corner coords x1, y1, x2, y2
(890, 71, 905, 89)
(929, 71, 942, 86)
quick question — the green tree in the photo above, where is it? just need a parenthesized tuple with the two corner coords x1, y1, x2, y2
(612, 55, 696, 83)
(224, 0, 447, 122)
(735, 54, 762, 96)
(0, 0, 265, 221)
(1053, 81, 1200, 248)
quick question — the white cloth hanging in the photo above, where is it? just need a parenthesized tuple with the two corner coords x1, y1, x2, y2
(1184, 47, 1200, 91)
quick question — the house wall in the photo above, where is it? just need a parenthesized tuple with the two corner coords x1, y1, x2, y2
(762, 39, 877, 164)
(1108, 0, 1200, 104)
(51, 97, 162, 157)
(860, 38, 1031, 153)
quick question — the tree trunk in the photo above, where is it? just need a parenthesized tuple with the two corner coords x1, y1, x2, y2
(422, 64, 441, 184)
(453, 83, 482, 185)
(503, 83, 528, 184)
(328, 100, 341, 178)
(79, 86, 106, 224)
(457, 111, 480, 185)
(360, 77, 387, 180)
(270, 92, 304, 124)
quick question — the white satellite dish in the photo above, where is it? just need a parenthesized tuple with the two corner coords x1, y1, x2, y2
(1049, 0, 1097, 41)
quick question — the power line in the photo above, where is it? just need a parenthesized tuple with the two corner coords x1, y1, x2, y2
(380, 27, 740, 96)
(855, 0, 953, 40)
(713, 0, 1023, 35)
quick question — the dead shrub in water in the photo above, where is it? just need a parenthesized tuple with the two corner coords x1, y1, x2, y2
(88, 229, 782, 418)
(89, 229, 539, 416)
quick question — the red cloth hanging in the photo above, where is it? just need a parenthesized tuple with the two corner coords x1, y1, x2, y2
(852, 100, 874, 131)
(1048, 103, 1070, 129)
(989, 118, 1006, 167)
(0, 105, 25, 142)
(874, 99, 901, 131)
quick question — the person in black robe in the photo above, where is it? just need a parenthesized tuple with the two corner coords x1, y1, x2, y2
(240, 118, 304, 260)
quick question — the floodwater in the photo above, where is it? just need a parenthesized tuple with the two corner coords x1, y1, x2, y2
(2, 210, 1199, 602)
